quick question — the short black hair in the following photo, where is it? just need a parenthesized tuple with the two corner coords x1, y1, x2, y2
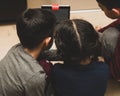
(55, 19, 101, 65)
(16, 8, 56, 49)
(96, 0, 120, 10)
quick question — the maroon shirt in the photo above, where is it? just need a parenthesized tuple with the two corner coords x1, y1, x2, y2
(99, 19, 120, 81)
(39, 59, 53, 81)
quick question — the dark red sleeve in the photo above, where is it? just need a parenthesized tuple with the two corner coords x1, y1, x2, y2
(110, 35, 120, 81)
(99, 19, 120, 81)
(98, 19, 120, 33)
(39, 59, 53, 77)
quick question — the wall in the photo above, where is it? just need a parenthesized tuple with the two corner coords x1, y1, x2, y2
(27, 0, 52, 8)
(52, 0, 99, 10)
(27, 0, 99, 10)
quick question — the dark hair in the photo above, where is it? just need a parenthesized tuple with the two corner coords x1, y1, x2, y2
(55, 19, 101, 65)
(96, 0, 120, 10)
(16, 8, 56, 49)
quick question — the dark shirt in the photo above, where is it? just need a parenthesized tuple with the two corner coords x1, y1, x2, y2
(51, 61, 109, 96)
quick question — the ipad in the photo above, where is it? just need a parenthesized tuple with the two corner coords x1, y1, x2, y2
(41, 5, 70, 23)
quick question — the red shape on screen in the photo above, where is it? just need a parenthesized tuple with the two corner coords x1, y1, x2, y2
(52, 4, 59, 11)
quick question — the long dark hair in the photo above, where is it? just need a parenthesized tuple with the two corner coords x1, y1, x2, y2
(55, 19, 101, 65)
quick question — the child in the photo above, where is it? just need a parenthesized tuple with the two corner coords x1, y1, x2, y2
(51, 19, 109, 96)
(96, 0, 120, 81)
(0, 8, 56, 96)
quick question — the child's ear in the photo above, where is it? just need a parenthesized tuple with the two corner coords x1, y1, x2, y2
(45, 37, 52, 46)
(112, 8, 120, 15)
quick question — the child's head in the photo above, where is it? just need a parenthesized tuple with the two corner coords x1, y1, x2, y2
(55, 19, 101, 65)
(16, 8, 56, 50)
(96, 0, 120, 19)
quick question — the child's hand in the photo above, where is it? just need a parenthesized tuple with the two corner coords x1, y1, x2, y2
(98, 56, 104, 62)
(95, 26, 101, 32)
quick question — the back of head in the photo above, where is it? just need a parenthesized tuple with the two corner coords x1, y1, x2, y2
(96, 0, 120, 10)
(55, 19, 101, 65)
(16, 8, 56, 49)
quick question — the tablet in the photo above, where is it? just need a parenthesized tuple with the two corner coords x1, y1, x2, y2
(41, 5, 70, 23)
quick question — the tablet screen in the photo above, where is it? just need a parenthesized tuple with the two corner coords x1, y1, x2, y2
(41, 5, 70, 23)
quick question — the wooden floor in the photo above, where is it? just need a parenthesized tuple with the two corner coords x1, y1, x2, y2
(105, 79, 120, 96)
(0, 10, 120, 96)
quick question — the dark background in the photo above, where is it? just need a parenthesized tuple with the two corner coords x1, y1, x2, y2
(0, 0, 27, 23)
